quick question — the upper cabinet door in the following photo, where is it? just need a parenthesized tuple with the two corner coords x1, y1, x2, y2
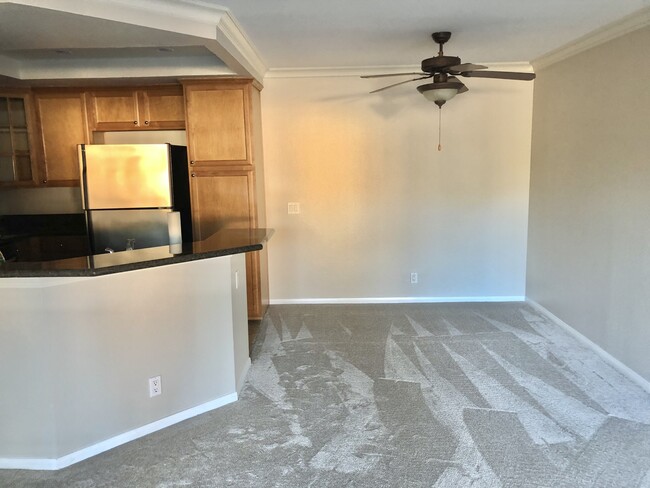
(87, 89, 141, 131)
(86, 86, 185, 131)
(184, 83, 250, 165)
(140, 87, 185, 129)
(0, 91, 38, 187)
(189, 168, 255, 240)
(33, 89, 89, 186)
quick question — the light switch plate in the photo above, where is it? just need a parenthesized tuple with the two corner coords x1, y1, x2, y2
(288, 202, 301, 214)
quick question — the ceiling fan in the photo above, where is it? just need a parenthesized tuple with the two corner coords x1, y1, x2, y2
(362, 31, 535, 107)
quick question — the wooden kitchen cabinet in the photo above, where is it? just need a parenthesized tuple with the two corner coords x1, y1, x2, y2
(32, 89, 90, 186)
(189, 166, 265, 319)
(0, 90, 39, 187)
(86, 86, 185, 131)
(183, 81, 250, 164)
(190, 168, 256, 240)
(183, 79, 268, 319)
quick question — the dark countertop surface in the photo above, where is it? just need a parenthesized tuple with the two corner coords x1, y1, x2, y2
(0, 228, 273, 278)
(0, 214, 90, 262)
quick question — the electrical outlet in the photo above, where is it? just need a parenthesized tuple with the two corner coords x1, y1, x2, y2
(149, 376, 162, 397)
(288, 202, 301, 214)
(410, 272, 418, 284)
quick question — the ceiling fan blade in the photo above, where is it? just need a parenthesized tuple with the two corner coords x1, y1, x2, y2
(461, 70, 536, 81)
(369, 76, 431, 94)
(448, 63, 487, 72)
(448, 76, 469, 93)
(361, 72, 427, 79)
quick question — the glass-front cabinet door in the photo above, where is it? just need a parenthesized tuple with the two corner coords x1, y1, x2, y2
(0, 95, 35, 184)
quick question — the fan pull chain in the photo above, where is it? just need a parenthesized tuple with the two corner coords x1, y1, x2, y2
(437, 107, 442, 151)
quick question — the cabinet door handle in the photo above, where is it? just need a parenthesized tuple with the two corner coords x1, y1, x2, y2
(144, 120, 150, 125)
(190, 160, 195, 165)
(191, 173, 196, 177)
(133, 121, 138, 125)
(42, 179, 47, 184)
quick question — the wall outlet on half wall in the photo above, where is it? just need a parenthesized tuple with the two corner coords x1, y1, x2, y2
(149, 376, 162, 397)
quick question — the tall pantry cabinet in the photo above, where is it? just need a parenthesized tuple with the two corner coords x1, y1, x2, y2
(183, 79, 269, 320)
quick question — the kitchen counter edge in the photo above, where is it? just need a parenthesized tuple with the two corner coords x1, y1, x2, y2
(0, 228, 274, 278)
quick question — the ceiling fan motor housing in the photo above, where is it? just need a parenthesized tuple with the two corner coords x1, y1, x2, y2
(421, 55, 461, 73)
(432, 31, 452, 44)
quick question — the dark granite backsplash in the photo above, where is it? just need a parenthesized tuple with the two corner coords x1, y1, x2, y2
(0, 214, 89, 263)
(0, 213, 87, 239)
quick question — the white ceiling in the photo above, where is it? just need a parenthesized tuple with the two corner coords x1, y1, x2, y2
(0, 0, 648, 83)
(221, 0, 649, 68)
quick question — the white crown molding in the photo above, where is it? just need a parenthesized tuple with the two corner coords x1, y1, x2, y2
(265, 62, 533, 79)
(216, 10, 268, 81)
(533, 6, 650, 70)
(266, 65, 421, 79)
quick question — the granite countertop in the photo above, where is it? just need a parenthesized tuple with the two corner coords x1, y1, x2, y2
(0, 228, 273, 277)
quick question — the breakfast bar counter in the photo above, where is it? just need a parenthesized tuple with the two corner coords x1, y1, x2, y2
(0, 228, 274, 277)
(0, 229, 272, 470)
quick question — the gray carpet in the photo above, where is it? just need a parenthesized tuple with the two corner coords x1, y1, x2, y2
(3, 303, 650, 487)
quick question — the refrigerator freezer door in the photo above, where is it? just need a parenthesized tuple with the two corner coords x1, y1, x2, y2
(81, 144, 173, 209)
(87, 209, 173, 254)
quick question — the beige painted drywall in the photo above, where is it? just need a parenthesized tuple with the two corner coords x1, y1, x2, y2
(0, 187, 82, 214)
(0, 254, 246, 461)
(97, 130, 187, 145)
(527, 26, 650, 381)
(261, 71, 534, 301)
(231, 258, 250, 393)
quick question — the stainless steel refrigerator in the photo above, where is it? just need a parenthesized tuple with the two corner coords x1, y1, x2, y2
(79, 144, 192, 254)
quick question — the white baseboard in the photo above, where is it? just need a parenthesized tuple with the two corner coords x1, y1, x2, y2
(0, 393, 239, 471)
(237, 357, 252, 394)
(270, 296, 525, 305)
(526, 299, 650, 395)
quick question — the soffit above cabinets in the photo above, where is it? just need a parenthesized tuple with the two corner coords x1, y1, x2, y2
(0, 1, 266, 84)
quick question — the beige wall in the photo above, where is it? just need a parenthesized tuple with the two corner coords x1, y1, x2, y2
(527, 26, 650, 381)
(261, 72, 533, 301)
(0, 187, 82, 214)
(0, 254, 247, 464)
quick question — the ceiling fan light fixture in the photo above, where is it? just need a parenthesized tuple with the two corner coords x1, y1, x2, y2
(417, 81, 463, 107)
